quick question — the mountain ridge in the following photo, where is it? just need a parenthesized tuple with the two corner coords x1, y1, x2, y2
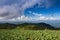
(0, 22, 56, 30)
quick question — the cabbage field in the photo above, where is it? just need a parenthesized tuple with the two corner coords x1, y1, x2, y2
(0, 30, 60, 40)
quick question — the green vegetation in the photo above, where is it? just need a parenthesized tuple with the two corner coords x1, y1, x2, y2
(0, 23, 60, 40)
(0, 29, 60, 40)
(0, 23, 55, 30)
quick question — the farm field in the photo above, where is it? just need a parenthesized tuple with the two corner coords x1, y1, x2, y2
(0, 29, 60, 40)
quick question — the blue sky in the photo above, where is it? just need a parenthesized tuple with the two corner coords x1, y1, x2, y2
(0, 0, 60, 21)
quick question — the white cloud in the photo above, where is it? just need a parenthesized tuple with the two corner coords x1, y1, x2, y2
(9, 15, 60, 21)
(49, 17, 60, 20)
(0, 0, 57, 21)
(9, 15, 32, 21)
(28, 11, 60, 20)
(33, 13, 42, 17)
(38, 15, 60, 20)
(39, 16, 48, 20)
(16, 15, 29, 21)
(0, 0, 38, 20)
(0, 17, 4, 20)
(0, 4, 19, 19)
(28, 11, 42, 17)
(1, 10, 56, 21)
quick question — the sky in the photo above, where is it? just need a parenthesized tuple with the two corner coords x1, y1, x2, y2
(0, 0, 60, 22)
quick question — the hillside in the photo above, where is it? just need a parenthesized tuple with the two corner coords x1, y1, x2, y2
(0, 23, 56, 30)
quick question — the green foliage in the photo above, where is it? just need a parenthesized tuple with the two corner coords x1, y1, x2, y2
(0, 30, 60, 40)
(0, 23, 55, 30)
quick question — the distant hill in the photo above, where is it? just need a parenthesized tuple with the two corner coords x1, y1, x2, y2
(0, 23, 17, 29)
(0, 22, 56, 30)
(18, 23, 55, 30)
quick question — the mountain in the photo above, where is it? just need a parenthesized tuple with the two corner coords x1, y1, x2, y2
(0, 20, 60, 28)
(0, 23, 17, 29)
(0, 22, 55, 30)
(19, 23, 55, 30)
